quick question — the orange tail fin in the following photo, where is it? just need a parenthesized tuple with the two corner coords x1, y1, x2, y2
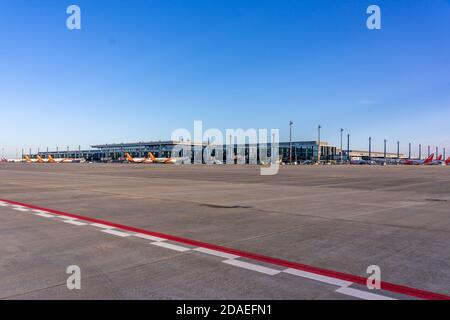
(148, 152, 156, 161)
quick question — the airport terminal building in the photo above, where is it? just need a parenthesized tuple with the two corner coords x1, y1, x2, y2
(35, 140, 338, 163)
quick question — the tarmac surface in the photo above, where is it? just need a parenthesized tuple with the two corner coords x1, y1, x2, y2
(0, 163, 449, 300)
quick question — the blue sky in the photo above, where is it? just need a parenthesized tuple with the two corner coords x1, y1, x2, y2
(1, 0, 450, 157)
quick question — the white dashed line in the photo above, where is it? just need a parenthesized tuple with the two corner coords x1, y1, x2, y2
(151, 241, 191, 252)
(223, 259, 281, 276)
(57, 215, 76, 220)
(336, 286, 396, 300)
(12, 207, 29, 212)
(33, 209, 51, 214)
(90, 223, 115, 229)
(100, 229, 130, 237)
(283, 268, 353, 287)
(62, 220, 87, 226)
(34, 213, 55, 218)
(132, 233, 166, 242)
(194, 247, 240, 260)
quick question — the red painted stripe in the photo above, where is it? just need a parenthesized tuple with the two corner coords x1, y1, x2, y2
(1, 198, 449, 300)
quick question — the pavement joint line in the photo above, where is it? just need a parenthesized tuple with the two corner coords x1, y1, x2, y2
(335, 286, 396, 300)
(1, 198, 449, 301)
(151, 241, 191, 252)
(223, 259, 281, 276)
(100, 229, 131, 237)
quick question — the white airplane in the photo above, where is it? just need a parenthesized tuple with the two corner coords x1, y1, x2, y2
(47, 155, 85, 163)
(148, 152, 177, 164)
(426, 155, 445, 165)
(4, 158, 23, 163)
(125, 153, 152, 164)
(401, 154, 434, 165)
(24, 155, 41, 163)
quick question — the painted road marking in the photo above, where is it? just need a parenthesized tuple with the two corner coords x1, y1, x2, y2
(33, 209, 50, 214)
(13, 207, 29, 212)
(34, 212, 55, 218)
(133, 233, 166, 242)
(101, 229, 130, 237)
(62, 219, 87, 226)
(224, 259, 281, 276)
(336, 286, 396, 300)
(284, 268, 353, 287)
(91, 223, 116, 229)
(1, 198, 449, 301)
(151, 241, 191, 252)
(0, 201, 9, 206)
(57, 215, 76, 220)
(194, 247, 240, 260)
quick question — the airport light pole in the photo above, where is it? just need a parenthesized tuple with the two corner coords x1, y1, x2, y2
(369, 137, 372, 159)
(419, 144, 422, 159)
(408, 143, 411, 159)
(317, 125, 321, 164)
(289, 121, 294, 164)
(444, 148, 446, 160)
(347, 134, 350, 163)
(397, 141, 400, 159)
(428, 145, 430, 157)
(436, 146, 438, 157)
(384, 139, 387, 163)
(340, 128, 344, 163)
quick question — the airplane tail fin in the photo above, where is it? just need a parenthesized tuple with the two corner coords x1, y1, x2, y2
(148, 152, 156, 161)
(446, 157, 450, 165)
(437, 155, 443, 161)
(24, 155, 31, 161)
(48, 155, 54, 161)
(125, 153, 134, 161)
(424, 154, 434, 164)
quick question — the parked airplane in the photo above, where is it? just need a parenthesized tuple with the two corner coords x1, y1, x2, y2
(48, 155, 85, 163)
(401, 154, 434, 165)
(446, 157, 450, 166)
(426, 155, 444, 165)
(148, 152, 177, 164)
(24, 155, 40, 163)
(125, 153, 152, 164)
(4, 158, 23, 163)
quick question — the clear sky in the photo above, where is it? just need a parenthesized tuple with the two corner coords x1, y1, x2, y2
(1, 0, 450, 158)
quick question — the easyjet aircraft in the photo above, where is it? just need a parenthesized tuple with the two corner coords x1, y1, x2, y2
(402, 154, 434, 165)
(125, 153, 152, 164)
(36, 155, 50, 163)
(24, 155, 40, 163)
(148, 152, 177, 164)
(47, 155, 85, 163)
